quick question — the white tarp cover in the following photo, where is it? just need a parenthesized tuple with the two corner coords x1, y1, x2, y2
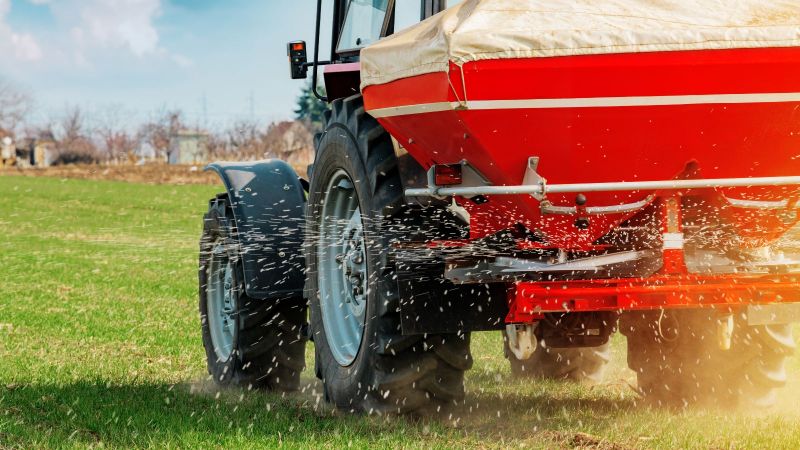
(361, 0, 800, 88)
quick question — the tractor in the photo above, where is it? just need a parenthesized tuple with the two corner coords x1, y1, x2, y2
(199, 0, 800, 413)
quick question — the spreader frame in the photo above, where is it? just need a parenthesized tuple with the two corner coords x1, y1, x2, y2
(505, 274, 800, 323)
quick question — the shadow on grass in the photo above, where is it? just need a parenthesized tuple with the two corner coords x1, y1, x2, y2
(0, 377, 638, 448)
(1, 380, 379, 447)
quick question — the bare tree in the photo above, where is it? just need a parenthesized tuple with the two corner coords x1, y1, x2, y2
(206, 132, 229, 159)
(136, 107, 185, 161)
(138, 107, 184, 160)
(96, 105, 139, 163)
(211, 120, 314, 164)
(54, 105, 99, 165)
(0, 78, 32, 133)
(60, 106, 83, 143)
(226, 120, 271, 159)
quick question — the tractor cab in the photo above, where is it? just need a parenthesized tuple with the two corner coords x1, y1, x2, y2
(288, 0, 459, 101)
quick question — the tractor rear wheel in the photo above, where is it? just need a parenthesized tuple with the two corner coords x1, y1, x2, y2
(621, 309, 795, 407)
(306, 94, 472, 415)
(199, 194, 307, 391)
(503, 335, 610, 383)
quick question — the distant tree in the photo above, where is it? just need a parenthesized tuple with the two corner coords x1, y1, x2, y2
(137, 108, 184, 160)
(96, 104, 139, 163)
(0, 78, 32, 133)
(53, 106, 100, 165)
(294, 81, 328, 132)
(206, 132, 229, 160)
(227, 120, 268, 159)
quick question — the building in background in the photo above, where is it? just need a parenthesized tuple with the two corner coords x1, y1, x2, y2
(168, 129, 209, 165)
(1, 136, 14, 167)
(32, 138, 57, 167)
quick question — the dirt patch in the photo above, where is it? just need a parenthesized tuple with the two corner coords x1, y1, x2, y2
(568, 432, 631, 450)
(0, 162, 308, 185)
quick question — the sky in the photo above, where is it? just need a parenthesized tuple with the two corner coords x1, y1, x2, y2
(0, 0, 327, 129)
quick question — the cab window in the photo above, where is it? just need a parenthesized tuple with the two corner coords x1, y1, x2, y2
(393, 1, 421, 32)
(394, 0, 463, 34)
(337, 0, 391, 53)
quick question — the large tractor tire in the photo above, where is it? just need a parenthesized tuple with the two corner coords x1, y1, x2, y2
(620, 309, 796, 408)
(199, 194, 307, 391)
(306, 94, 472, 415)
(503, 335, 611, 384)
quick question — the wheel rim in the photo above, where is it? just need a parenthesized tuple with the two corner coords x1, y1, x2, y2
(207, 242, 237, 362)
(318, 170, 368, 366)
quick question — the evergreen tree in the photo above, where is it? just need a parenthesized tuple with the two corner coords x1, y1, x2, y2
(294, 81, 329, 132)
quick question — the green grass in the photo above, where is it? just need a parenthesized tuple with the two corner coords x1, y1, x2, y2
(0, 175, 798, 449)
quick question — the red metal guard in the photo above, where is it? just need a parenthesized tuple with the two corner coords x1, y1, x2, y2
(506, 194, 800, 323)
(506, 274, 800, 323)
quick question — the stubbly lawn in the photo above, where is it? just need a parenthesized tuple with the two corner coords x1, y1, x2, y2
(1, 175, 798, 449)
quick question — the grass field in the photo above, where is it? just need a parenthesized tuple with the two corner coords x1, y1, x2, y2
(1, 175, 799, 449)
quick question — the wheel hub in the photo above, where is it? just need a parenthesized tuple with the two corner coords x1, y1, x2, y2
(317, 170, 368, 366)
(338, 215, 367, 316)
(207, 243, 237, 362)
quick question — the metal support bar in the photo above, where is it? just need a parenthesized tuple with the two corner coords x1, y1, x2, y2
(445, 250, 662, 284)
(405, 175, 800, 198)
(311, 0, 328, 102)
(541, 195, 655, 215)
(724, 195, 797, 210)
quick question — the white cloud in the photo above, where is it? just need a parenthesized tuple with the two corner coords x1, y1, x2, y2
(0, 0, 43, 62)
(10, 31, 43, 60)
(171, 53, 194, 68)
(73, 0, 162, 57)
(3, 0, 185, 68)
(41, 0, 162, 58)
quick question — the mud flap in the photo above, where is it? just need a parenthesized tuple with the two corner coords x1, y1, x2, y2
(394, 248, 508, 335)
(205, 160, 306, 300)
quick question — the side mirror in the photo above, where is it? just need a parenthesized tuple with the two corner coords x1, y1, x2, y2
(288, 41, 308, 80)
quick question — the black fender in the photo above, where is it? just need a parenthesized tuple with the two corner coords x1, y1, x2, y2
(205, 160, 306, 300)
